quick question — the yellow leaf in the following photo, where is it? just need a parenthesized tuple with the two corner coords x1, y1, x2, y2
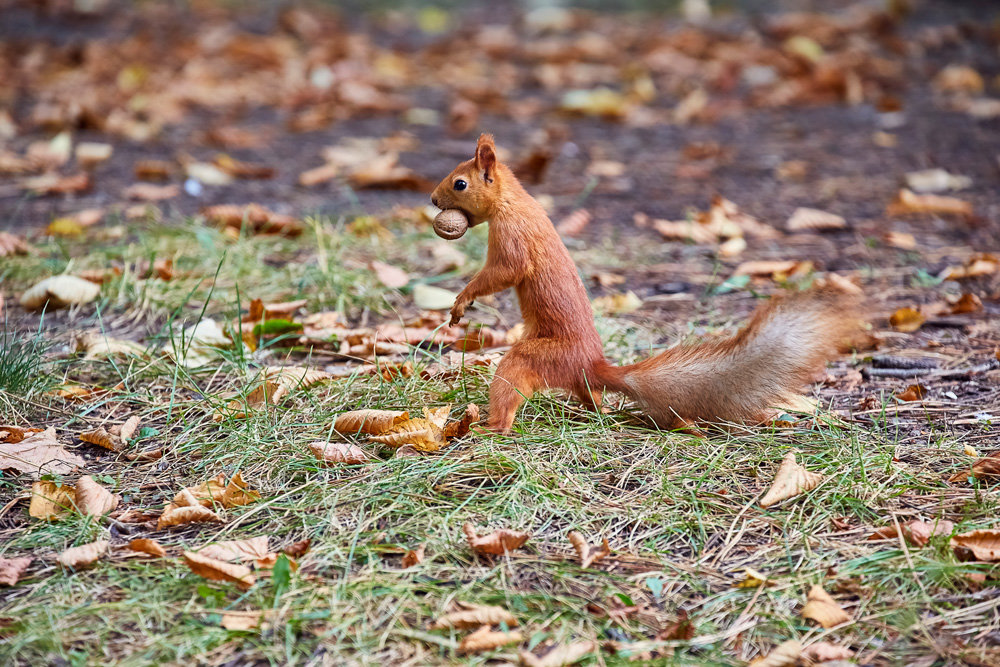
(889, 307, 924, 333)
(157, 504, 222, 530)
(370, 418, 447, 451)
(759, 452, 824, 508)
(592, 291, 642, 315)
(29, 480, 76, 520)
(182, 551, 256, 589)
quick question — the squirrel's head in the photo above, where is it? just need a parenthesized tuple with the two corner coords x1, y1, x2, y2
(431, 133, 500, 226)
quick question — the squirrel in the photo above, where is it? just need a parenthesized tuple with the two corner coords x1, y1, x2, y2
(430, 134, 858, 434)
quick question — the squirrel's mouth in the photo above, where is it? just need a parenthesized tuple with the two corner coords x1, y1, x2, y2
(458, 208, 485, 227)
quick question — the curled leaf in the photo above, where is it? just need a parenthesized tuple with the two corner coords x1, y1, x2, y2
(157, 504, 222, 530)
(309, 441, 371, 465)
(443, 404, 481, 439)
(950, 529, 1000, 562)
(463, 522, 529, 555)
(73, 475, 120, 516)
(801, 585, 851, 628)
(58, 539, 109, 569)
(803, 642, 854, 662)
(401, 544, 425, 568)
(519, 640, 596, 667)
(786, 207, 846, 231)
(182, 551, 256, 589)
(948, 451, 1000, 483)
(889, 307, 925, 333)
(29, 480, 76, 520)
(79, 427, 124, 452)
(20, 275, 100, 310)
(749, 640, 801, 667)
(334, 409, 409, 435)
(119, 415, 141, 442)
(370, 418, 447, 452)
(867, 519, 954, 547)
(197, 536, 271, 563)
(567, 531, 611, 568)
(127, 538, 166, 558)
(759, 452, 824, 508)
(458, 625, 524, 654)
(429, 601, 518, 630)
(895, 384, 927, 402)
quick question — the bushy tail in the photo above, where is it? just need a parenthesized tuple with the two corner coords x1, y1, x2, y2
(593, 289, 860, 427)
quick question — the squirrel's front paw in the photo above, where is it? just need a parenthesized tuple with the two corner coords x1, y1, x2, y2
(448, 301, 467, 327)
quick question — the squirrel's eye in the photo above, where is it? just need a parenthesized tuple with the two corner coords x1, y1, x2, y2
(453, 179, 467, 191)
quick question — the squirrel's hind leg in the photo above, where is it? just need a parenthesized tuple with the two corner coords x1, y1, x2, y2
(487, 355, 540, 433)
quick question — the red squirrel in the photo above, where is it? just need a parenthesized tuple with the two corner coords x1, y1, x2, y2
(431, 134, 858, 433)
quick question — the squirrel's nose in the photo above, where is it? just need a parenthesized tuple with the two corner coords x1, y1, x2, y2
(431, 196, 439, 208)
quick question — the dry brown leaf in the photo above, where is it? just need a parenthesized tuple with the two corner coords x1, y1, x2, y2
(802, 641, 854, 663)
(198, 536, 270, 562)
(519, 640, 596, 667)
(220, 609, 274, 631)
(283, 539, 311, 558)
(567, 531, 611, 568)
(79, 427, 124, 452)
(23, 172, 91, 195)
(123, 182, 180, 201)
(370, 418, 447, 451)
(933, 65, 984, 93)
(556, 209, 591, 237)
(889, 307, 924, 333)
(950, 529, 1000, 562)
(867, 519, 954, 547)
(119, 415, 141, 442)
(0, 556, 32, 586)
(749, 640, 802, 667)
(950, 293, 982, 315)
(591, 291, 642, 315)
(1, 427, 85, 477)
(309, 441, 371, 465)
(173, 474, 227, 508)
(760, 452, 824, 508)
(74, 475, 120, 516)
(733, 260, 803, 277)
(157, 504, 222, 530)
(887, 188, 973, 218)
(183, 551, 256, 589)
(29, 480, 76, 521)
(458, 625, 524, 655)
(75, 332, 147, 360)
(127, 538, 166, 558)
(895, 384, 927, 402)
(0, 231, 31, 257)
(428, 601, 518, 630)
(463, 522, 529, 555)
(0, 425, 41, 443)
(222, 472, 261, 507)
(401, 544, 425, 568)
(949, 451, 1000, 483)
(939, 255, 999, 281)
(20, 275, 100, 310)
(883, 231, 917, 250)
(334, 409, 410, 435)
(201, 204, 303, 237)
(801, 584, 851, 628)
(443, 404, 481, 439)
(656, 609, 695, 641)
(370, 260, 409, 288)
(57, 539, 109, 569)
(786, 207, 846, 231)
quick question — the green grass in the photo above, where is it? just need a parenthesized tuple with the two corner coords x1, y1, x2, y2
(1, 215, 997, 666)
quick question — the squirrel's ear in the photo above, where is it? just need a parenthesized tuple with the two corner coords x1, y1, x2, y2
(475, 133, 497, 183)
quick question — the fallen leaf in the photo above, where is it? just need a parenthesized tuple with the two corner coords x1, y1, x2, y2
(556, 209, 591, 237)
(463, 522, 529, 555)
(567, 531, 611, 568)
(309, 441, 371, 465)
(867, 519, 954, 546)
(0, 231, 31, 257)
(933, 65, 984, 94)
(58, 539, 109, 569)
(950, 293, 982, 314)
(592, 291, 642, 315)
(884, 231, 917, 250)
(334, 409, 410, 435)
(157, 504, 222, 530)
(73, 475, 120, 516)
(519, 640, 596, 667)
(458, 625, 524, 654)
(214, 154, 275, 179)
(75, 142, 113, 168)
(786, 207, 846, 231)
(733, 260, 808, 278)
(198, 536, 270, 562)
(370, 417, 447, 451)
(29, 480, 76, 520)
(889, 307, 924, 333)
(46, 217, 84, 237)
(735, 567, 775, 588)
(182, 551, 256, 589)
(887, 188, 972, 218)
(1, 427, 86, 478)
(429, 601, 518, 630)
(222, 472, 260, 508)
(656, 609, 695, 640)
(759, 452, 824, 508)
(22, 172, 90, 195)
(167, 318, 233, 368)
(20, 275, 100, 310)
(118, 415, 141, 442)
(0, 425, 42, 443)
(201, 204, 302, 236)
(905, 168, 972, 193)
(895, 384, 927, 402)
(401, 544, 425, 568)
(951, 529, 1000, 562)
(949, 451, 1000, 483)
(801, 584, 851, 628)
(127, 538, 166, 558)
(123, 183, 180, 201)
(220, 609, 274, 630)
(0, 556, 32, 586)
(75, 332, 147, 360)
(283, 539, 311, 558)
(802, 641, 854, 662)
(939, 255, 1000, 281)
(443, 404, 481, 438)
(413, 283, 458, 311)
(370, 261, 409, 288)
(79, 427, 124, 452)
(749, 640, 802, 667)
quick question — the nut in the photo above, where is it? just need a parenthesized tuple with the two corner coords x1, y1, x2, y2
(433, 209, 469, 240)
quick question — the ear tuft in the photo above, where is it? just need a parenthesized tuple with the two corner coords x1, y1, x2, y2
(475, 133, 497, 183)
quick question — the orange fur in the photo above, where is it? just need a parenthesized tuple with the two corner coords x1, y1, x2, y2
(431, 134, 858, 433)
